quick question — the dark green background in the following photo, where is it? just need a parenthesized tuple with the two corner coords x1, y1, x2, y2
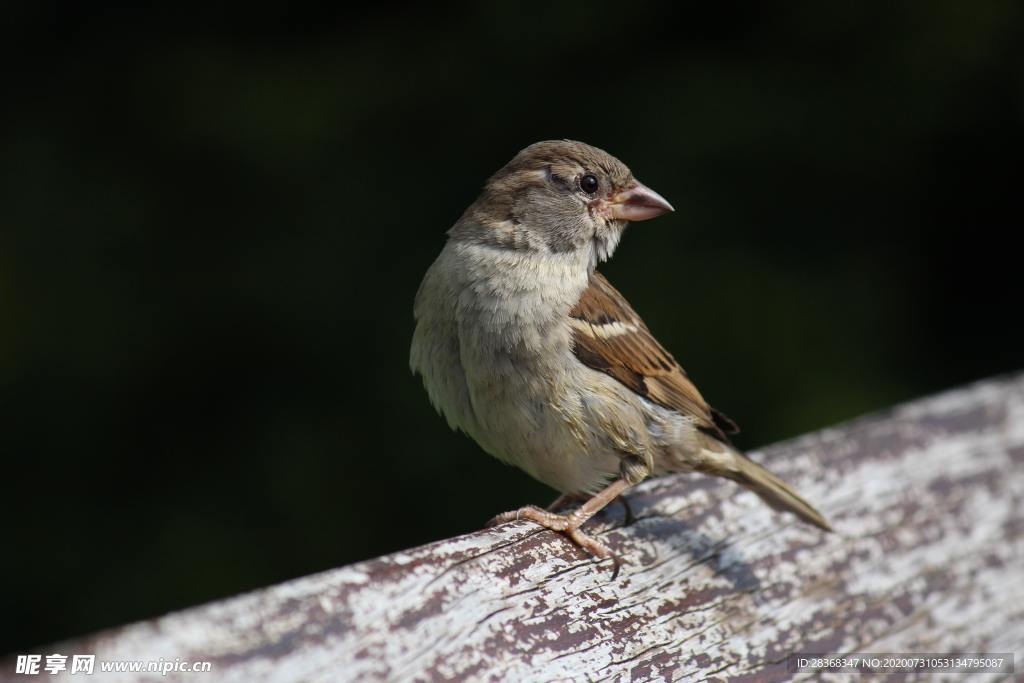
(3, 2, 1022, 652)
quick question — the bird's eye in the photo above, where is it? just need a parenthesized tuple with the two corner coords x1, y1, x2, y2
(580, 174, 599, 195)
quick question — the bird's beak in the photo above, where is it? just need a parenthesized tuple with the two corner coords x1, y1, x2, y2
(606, 181, 674, 222)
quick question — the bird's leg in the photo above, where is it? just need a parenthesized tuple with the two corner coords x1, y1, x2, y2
(487, 478, 630, 559)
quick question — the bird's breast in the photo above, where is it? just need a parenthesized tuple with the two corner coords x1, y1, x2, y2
(412, 240, 624, 493)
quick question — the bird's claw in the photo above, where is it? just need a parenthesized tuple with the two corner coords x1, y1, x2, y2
(486, 504, 624, 570)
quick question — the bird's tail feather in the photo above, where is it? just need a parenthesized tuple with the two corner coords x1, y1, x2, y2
(698, 448, 832, 532)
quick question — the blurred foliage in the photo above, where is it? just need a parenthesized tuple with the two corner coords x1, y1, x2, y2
(1, 1, 1022, 652)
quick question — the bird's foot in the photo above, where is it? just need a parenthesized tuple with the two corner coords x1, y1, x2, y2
(547, 492, 636, 524)
(486, 505, 615, 560)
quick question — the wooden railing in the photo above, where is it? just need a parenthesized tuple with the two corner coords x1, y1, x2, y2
(5, 374, 1024, 681)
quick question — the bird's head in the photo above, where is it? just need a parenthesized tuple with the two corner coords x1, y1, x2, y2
(453, 140, 674, 264)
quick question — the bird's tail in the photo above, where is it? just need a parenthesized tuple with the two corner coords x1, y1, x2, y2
(697, 447, 832, 532)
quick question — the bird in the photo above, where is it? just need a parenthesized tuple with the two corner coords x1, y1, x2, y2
(410, 140, 830, 561)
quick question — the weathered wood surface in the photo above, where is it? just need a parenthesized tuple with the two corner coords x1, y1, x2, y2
(9, 374, 1024, 682)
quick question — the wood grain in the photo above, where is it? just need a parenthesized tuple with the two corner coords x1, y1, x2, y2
(7, 374, 1024, 682)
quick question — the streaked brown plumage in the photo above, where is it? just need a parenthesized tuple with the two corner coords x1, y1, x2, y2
(569, 270, 830, 532)
(570, 271, 738, 441)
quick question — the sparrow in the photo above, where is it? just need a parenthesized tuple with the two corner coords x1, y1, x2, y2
(410, 140, 830, 561)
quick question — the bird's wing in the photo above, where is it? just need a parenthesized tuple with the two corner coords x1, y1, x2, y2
(569, 271, 739, 442)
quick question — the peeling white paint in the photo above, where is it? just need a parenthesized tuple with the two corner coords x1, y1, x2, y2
(11, 375, 1024, 683)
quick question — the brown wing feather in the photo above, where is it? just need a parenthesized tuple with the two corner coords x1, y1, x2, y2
(569, 271, 738, 442)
